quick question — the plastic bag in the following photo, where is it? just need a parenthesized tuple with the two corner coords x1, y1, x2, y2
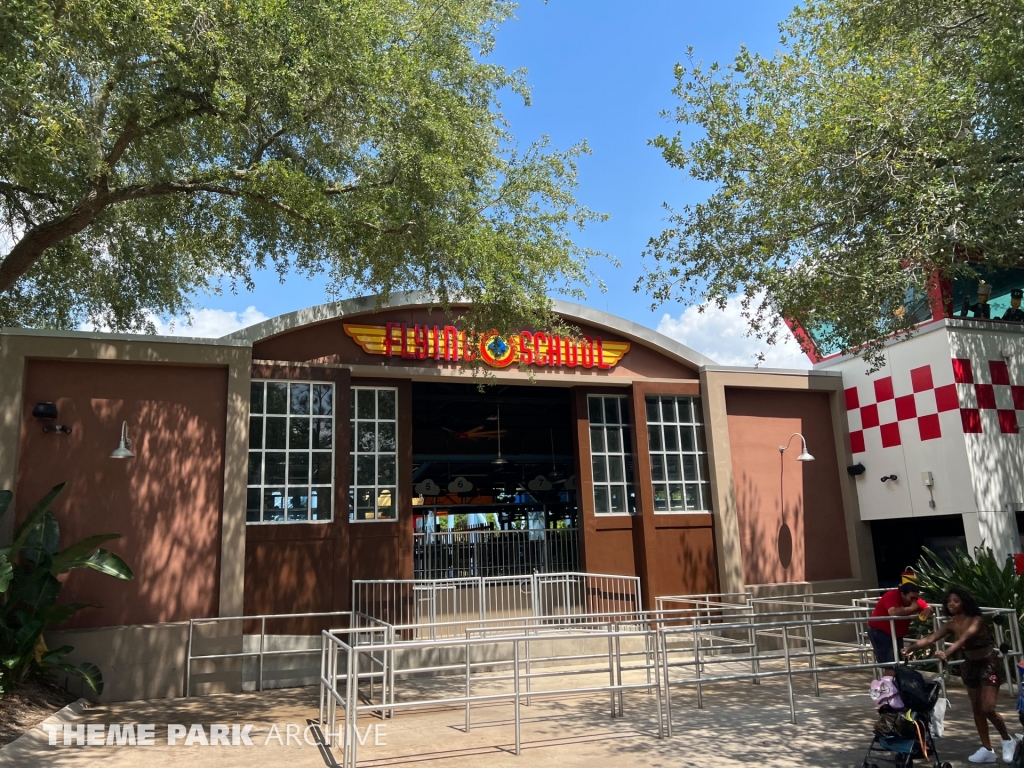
(931, 697, 948, 738)
(895, 664, 939, 713)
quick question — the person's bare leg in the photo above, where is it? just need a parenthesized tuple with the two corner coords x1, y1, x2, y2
(978, 684, 1011, 741)
(969, 687, 993, 749)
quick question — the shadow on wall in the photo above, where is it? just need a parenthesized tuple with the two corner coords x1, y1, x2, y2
(735, 471, 806, 585)
(654, 524, 718, 596)
(18, 360, 228, 629)
(953, 331, 1024, 512)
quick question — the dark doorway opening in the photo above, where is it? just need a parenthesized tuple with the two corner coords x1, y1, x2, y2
(411, 381, 578, 577)
(870, 515, 967, 588)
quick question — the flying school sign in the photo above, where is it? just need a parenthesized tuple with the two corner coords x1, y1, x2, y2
(343, 323, 630, 369)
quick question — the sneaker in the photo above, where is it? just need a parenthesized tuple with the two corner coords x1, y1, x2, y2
(1003, 739, 1017, 763)
(969, 746, 997, 763)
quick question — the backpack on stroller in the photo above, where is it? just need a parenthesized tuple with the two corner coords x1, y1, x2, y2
(862, 664, 951, 768)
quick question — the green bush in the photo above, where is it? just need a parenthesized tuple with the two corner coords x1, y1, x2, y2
(0, 483, 133, 695)
(914, 545, 1023, 636)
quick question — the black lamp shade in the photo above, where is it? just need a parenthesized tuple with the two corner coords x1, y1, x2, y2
(32, 402, 58, 420)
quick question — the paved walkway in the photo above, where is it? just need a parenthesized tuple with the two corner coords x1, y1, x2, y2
(0, 670, 1016, 767)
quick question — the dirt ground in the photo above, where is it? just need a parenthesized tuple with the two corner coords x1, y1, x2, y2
(0, 680, 77, 747)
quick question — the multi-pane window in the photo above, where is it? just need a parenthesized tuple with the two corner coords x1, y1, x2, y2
(587, 395, 636, 515)
(350, 387, 398, 521)
(248, 381, 334, 524)
(646, 395, 711, 513)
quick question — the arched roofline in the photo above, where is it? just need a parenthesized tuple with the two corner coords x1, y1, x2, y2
(223, 292, 716, 369)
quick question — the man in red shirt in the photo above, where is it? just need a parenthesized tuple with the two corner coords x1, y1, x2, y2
(868, 582, 933, 670)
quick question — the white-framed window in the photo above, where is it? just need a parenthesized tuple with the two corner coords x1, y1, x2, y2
(646, 395, 711, 512)
(247, 380, 334, 524)
(587, 395, 636, 515)
(349, 386, 398, 521)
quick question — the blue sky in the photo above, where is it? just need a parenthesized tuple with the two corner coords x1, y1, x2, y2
(163, 1, 808, 367)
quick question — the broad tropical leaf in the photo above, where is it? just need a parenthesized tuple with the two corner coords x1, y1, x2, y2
(0, 552, 12, 593)
(22, 510, 60, 564)
(81, 550, 133, 581)
(41, 645, 73, 664)
(50, 534, 122, 573)
(38, 603, 94, 629)
(0, 482, 129, 694)
(74, 663, 103, 696)
(11, 483, 65, 555)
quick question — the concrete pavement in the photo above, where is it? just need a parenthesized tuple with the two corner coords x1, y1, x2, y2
(0, 669, 1013, 767)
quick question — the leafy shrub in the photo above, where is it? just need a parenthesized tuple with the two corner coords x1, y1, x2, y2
(914, 545, 1023, 636)
(0, 483, 133, 695)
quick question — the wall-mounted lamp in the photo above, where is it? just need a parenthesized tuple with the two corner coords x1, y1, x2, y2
(32, 402, 72, 434)
(779, 433, 814, 462)
(880, 474, 898, 483)
(847, 463, 866, 476)
(922, 471, 937, 509)
(109, 421, 135, 459)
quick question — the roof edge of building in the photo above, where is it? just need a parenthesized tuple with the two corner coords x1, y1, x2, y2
(222, 292, 719, 371)
(0, 326, 252, 348)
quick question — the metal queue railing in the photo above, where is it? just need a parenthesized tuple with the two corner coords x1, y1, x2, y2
(413, 527, 581, 579)
(181, 583, 1024, 767)
(184, 610, 391, 697)
(351, 572, 643, 639)
(316, 600, 1024, 768)
(852, 597, 1023, 697)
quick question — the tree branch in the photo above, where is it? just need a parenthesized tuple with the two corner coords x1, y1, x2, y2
(109, 178, 312, 222)
(250, 127, 287, 168)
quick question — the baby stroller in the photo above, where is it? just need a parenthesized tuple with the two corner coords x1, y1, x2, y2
(863, 664, 951, 768)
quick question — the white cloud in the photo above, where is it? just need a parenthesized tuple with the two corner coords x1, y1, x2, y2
(151, 306, 269, 337)
(656, 295, 810, 369)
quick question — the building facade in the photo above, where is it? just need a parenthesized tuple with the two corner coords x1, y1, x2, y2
(820, 317, 1024, 572)
(0, 294, 874, 700)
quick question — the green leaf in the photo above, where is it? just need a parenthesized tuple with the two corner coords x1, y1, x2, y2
(11, 484, 65, 557)
(17, 572, 61, 616)
(13, 618, 43, 655)
(38, 603, 92, 628)
(0, 553, 13, 593)
(22, 511, 60, 564)
(81, 550, 133, 581)
(61, 662, 103, 696)
(40, 645, 73, 664)
(50, 534, 122, 573)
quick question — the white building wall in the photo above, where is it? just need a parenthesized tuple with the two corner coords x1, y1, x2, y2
(822, 320, 1024, 558)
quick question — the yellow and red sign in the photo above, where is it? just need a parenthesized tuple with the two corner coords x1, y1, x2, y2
(343, 323, 630, 370)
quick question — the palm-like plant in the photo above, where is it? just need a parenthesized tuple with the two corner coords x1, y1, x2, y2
(0, 483, 133, 695)
(914, 546, 1023, 636)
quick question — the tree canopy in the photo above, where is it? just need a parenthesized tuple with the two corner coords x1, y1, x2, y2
(640, 0, 1024, 363)
(0, 0, 604, 332)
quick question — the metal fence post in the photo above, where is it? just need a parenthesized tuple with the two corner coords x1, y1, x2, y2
(607, 622, 617, 717)
(513, 639, 522, 756)
(693, 624, 702, 709)
(661, 628, 674, 738)
(782, 625, 796, 724)
(185, 619, 193, 698)
(465, 637, 472, 733)
(651, 627, 664, 738)
(259, 616, 266, 692)
(807, 618, 819, 697)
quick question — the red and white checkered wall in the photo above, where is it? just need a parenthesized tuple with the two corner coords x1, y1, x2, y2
(846, 357, 1023, 454)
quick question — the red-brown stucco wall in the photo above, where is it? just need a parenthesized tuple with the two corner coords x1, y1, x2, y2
(725, 388, 851, 585)
(16, 360, 227, 628)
